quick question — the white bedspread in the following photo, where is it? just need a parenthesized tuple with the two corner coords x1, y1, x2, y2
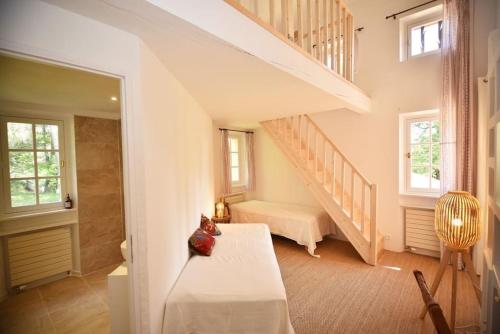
(230, 200, 333, 257)
(162, 224, 294, 334)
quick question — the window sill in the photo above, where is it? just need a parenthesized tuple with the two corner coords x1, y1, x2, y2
(399, 193, 438, 210)
(0, 208, 77, 222)
(231, 184, 247, 193)
(0, 208, 78, 237)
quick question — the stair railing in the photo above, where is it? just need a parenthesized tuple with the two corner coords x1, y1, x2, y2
(224, 0, 355, 82)
(270, 115, 378, 261)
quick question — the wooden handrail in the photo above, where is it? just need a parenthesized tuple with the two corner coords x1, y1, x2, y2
(224, 0, 355, 82)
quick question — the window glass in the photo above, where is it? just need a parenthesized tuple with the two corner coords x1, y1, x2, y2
(8, 122, 33, 149)
(35, 124, 59, 150)
(411, 28, 422, 56)
(423, 22, 440, 53)
(39, 178, 61, 204)
(231, 167, 240, 182)
(408, 117, 440, 192)
(37, 152, 60, 177)
(411, 166, 430, 189)
(9, 152, 35, 178)
(10, 179, 36, 207)
(229, 137, 240, 183)
(4, 119, 63, 209)
(410, 20, 442, 56)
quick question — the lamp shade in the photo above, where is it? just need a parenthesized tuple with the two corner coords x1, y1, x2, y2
(434, 191, 480, 249)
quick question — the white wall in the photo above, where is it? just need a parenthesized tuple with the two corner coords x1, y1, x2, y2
(253, 128, 320, 207)
(140, 42, 214, 333)
(0, 1, 214, 332)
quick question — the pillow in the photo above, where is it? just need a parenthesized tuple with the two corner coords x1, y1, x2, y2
(200, 214, 221, 236)
(189, 228, 215, 256)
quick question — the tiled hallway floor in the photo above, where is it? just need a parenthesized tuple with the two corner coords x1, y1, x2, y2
(0, 263, 120, 334)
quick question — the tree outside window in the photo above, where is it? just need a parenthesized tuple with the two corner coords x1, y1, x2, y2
(407, 117, 440, 193)
(3, 118, 64, 210)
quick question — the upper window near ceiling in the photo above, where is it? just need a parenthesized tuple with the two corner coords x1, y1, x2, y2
(399, 5, 443, 62)
(400, 111, 441, 196)
(409, 20, 442, 57)
(1, 117, 66, 213)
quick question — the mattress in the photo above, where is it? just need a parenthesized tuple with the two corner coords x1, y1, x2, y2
(230, 200, 333, 257)
(162, 224, 294, 334)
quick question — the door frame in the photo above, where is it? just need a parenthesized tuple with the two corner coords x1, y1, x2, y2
(0, 41, 145, 333)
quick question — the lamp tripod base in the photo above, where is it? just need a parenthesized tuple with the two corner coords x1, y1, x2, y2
(418, 247, 481, 333)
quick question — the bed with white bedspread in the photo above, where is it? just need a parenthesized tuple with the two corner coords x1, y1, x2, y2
(163, 223, 294, 334)
(230, 200, 334, 257)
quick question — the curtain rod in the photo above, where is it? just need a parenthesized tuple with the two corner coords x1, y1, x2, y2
(219, 128, 254, 134)
(385, 0, 438, 20)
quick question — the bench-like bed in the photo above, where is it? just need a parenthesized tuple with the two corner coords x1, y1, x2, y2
(163, 223, 294, 334)
(230, 200, 334, 257)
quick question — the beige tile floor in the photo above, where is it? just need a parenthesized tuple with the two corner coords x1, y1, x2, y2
(0, 263, 120, 334)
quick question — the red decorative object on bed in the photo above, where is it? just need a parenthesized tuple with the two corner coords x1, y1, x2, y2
(200, 214, 221, 236)
(189, 228, 215, 256)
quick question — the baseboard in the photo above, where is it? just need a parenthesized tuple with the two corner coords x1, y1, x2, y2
(406, 246, 440, 258)
(70, 270, 82, 277)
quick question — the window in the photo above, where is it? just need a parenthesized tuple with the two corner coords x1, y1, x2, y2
(229, 136, 240, 183)
(409, 19, 442, 57)
(1, 117, 65, 212)
(399, 5, 443, 61)
(228, 133, 247, 187)
(401, 112, 440, 195)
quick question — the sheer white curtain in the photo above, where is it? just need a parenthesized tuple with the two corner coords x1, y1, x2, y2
(440, 0, 475, 265)
(441, 0, 475, 194)
(221, 130, 232, 195)
(246, 132, 256, 192)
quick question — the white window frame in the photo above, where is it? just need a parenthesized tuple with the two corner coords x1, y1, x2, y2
(228, 132, 248, 189)
(407, 18, 442, 58)
(0, 116, 67, 214)
(399, 4, 443, 62)
(399, 110, 440, 197)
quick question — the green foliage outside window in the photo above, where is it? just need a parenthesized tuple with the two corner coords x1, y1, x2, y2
(409, 119, 440, 189)
(6, 122, 62, 207)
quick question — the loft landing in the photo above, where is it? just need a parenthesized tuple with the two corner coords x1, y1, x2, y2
(45, 0, 372, 124)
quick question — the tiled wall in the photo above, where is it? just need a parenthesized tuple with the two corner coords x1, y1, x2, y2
(74, 116, 124, 274)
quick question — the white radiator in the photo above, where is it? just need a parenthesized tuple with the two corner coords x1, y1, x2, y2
(7, 227, 72, 287)
(405, 208, 440, 255)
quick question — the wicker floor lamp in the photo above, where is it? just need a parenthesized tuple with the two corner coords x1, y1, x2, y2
(419, 191, 482, 332)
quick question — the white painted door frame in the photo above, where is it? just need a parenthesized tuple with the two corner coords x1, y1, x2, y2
(0, 40, 145, 333)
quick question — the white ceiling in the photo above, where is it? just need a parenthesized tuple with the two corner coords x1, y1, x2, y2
(44, 0, 370, 127)
(0, 53, 121, 114)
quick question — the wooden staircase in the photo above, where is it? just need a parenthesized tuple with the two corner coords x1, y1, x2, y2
(261, 115, 384, 265)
